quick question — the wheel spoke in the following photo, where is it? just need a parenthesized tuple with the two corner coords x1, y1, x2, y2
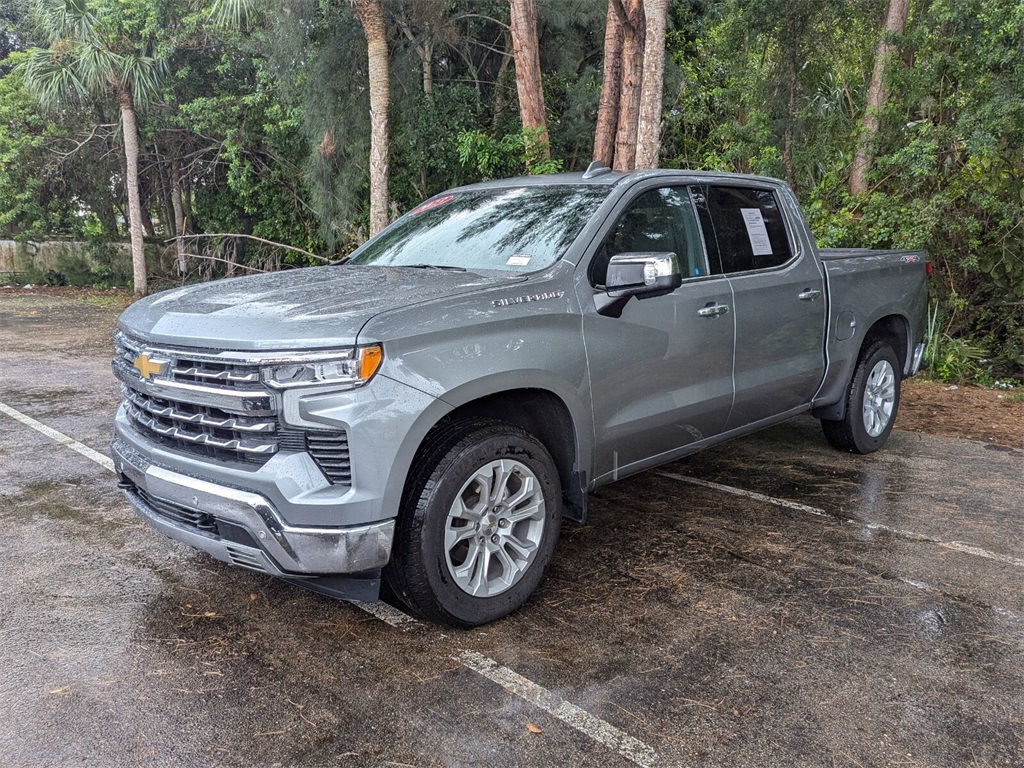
(453, 539, 483, 584)
(492, 545, 522, 586)
(502, 532, 537, 560)
(506, 499, 543, 524)
(470, 469, 494, 506)
(502, 474, 535, 508)
(444, 523, 477, 550)
(488, 461, 512, 505)
(467, 545, 492, 596)
(454, 492, 486, 523)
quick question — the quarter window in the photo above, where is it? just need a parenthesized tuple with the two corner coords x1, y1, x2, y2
(692, 185, 793, 274)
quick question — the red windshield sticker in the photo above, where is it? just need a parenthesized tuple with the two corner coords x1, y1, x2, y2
(410, 195, 454, 215)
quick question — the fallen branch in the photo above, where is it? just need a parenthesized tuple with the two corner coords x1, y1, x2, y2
(184, 252, 271, 273)
(171, 233, 329, 263)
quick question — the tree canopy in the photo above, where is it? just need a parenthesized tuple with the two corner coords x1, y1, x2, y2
(0, 0, 1021, 379)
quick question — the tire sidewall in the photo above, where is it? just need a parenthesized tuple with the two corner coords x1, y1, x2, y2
(412, 429, 562, 627)
(849, 341, 901, 453)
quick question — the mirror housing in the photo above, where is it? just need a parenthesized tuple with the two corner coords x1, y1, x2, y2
(596, 252, 683, 317)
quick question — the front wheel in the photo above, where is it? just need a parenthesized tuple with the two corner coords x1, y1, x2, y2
(385, 420, 562, 627)
(822, 340, 901, 454)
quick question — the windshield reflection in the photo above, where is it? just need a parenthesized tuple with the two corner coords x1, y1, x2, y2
(347, 186, 608, 272)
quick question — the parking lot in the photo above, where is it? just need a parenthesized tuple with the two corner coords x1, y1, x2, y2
(1, 291, 1022, 767)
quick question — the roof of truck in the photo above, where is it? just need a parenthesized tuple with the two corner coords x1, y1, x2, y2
(447, 167, 790, 194)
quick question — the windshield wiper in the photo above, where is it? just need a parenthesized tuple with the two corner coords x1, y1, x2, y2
(402, 263, 468, 272)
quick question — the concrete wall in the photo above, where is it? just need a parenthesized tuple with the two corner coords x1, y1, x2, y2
(0, 240, 18, 273)
(0, 239, 144, 285)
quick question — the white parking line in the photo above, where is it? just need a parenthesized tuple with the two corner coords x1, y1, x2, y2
(656, 470, 1024, 570)
(457, 650, 661, 768)
(351, 600, 422, 631)
(2, 401, 661, 767)
(0, 401, 115, 472)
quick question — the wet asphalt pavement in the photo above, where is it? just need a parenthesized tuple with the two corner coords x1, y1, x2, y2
(1, 292, 1022, 767)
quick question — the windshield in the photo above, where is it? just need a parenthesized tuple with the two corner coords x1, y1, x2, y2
(346, 185, 608, 272)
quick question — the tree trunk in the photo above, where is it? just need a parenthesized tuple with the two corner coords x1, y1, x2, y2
(783, 69, 797, 189)
(849, 0, 911, 196)
(491, 30, 513, 129)
(353, 0, 390, 236)
(613, 0, 645, 172)
(594, 0, 624, 167)
(118, 87, 147, 297)
(170, 154, 188, 276)
(509, 0, 550, 166)
(422, 38, 434, 101)
(634, 0, 667, 169)
(396, 16, 435, 103)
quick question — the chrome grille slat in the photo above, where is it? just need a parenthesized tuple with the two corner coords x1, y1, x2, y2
(122, 387, 275, 434)
(171, 365, 260, 385)
(125, 402, 277, 456)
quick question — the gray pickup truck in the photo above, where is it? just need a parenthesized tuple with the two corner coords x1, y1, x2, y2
(112, 167, 929, 626)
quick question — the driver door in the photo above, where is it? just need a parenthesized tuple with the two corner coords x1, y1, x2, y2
(577, 185, 736, 483)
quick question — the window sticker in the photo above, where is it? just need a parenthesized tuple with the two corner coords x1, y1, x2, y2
(409, 194, 453, 215)
(740, 208, 773, 256)
(506, 254, 532, 267)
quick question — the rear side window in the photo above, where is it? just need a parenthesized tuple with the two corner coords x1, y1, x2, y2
(692, 185, 793, 274)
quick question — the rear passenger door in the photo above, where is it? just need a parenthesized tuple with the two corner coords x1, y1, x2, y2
(692, 184, 826, 431)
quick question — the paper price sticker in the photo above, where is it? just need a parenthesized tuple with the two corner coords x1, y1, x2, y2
(740, 208, 773, 256)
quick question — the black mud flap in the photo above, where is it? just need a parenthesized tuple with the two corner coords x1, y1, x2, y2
(280, 570, 382, 603)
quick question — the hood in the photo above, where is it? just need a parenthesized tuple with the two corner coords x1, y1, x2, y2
(118, 265, 523, 351)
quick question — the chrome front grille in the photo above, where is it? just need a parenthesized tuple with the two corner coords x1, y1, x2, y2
(122, 385, 278, 459)
(114, 331, 352, 483)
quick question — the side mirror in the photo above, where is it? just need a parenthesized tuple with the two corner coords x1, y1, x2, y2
(596, 252, 683, 317)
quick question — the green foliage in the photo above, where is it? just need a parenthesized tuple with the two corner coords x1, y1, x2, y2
(0, 0, 1021, 381)
(661, 0, 1024, 382)
(456, 127, 563, 181)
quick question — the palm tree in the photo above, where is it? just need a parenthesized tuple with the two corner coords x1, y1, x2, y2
(19, 0, 163, 297)
(351, 0, 390, 236)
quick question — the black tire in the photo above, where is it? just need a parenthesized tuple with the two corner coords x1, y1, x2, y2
(385, 419, 562, 628)
(822, 340, 901, 454)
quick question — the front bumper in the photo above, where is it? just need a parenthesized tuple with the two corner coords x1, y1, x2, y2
(113, 437, 394, 599)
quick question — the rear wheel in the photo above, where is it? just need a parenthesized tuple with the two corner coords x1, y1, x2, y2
(822, 340, 901, 454)
(385, 420, 561, 627)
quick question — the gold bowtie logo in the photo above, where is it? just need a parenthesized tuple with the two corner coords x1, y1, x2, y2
(133, 353, 167, 380)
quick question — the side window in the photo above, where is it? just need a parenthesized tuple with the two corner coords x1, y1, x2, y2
(692, 185, 793, 274)
(590, 186, 706, 286)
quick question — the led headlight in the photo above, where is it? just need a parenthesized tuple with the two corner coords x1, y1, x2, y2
(261, 345, 383, 390)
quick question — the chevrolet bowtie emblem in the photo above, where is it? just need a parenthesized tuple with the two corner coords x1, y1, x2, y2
(133, 353, 168, 380)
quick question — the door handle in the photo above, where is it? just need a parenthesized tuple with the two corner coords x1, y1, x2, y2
(698, 304, 730, 317)
(798, 289, 822, 301)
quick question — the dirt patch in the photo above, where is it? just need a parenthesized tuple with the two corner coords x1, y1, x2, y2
(899, 378, 1023, 449)
(0, 286, 132, 352)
